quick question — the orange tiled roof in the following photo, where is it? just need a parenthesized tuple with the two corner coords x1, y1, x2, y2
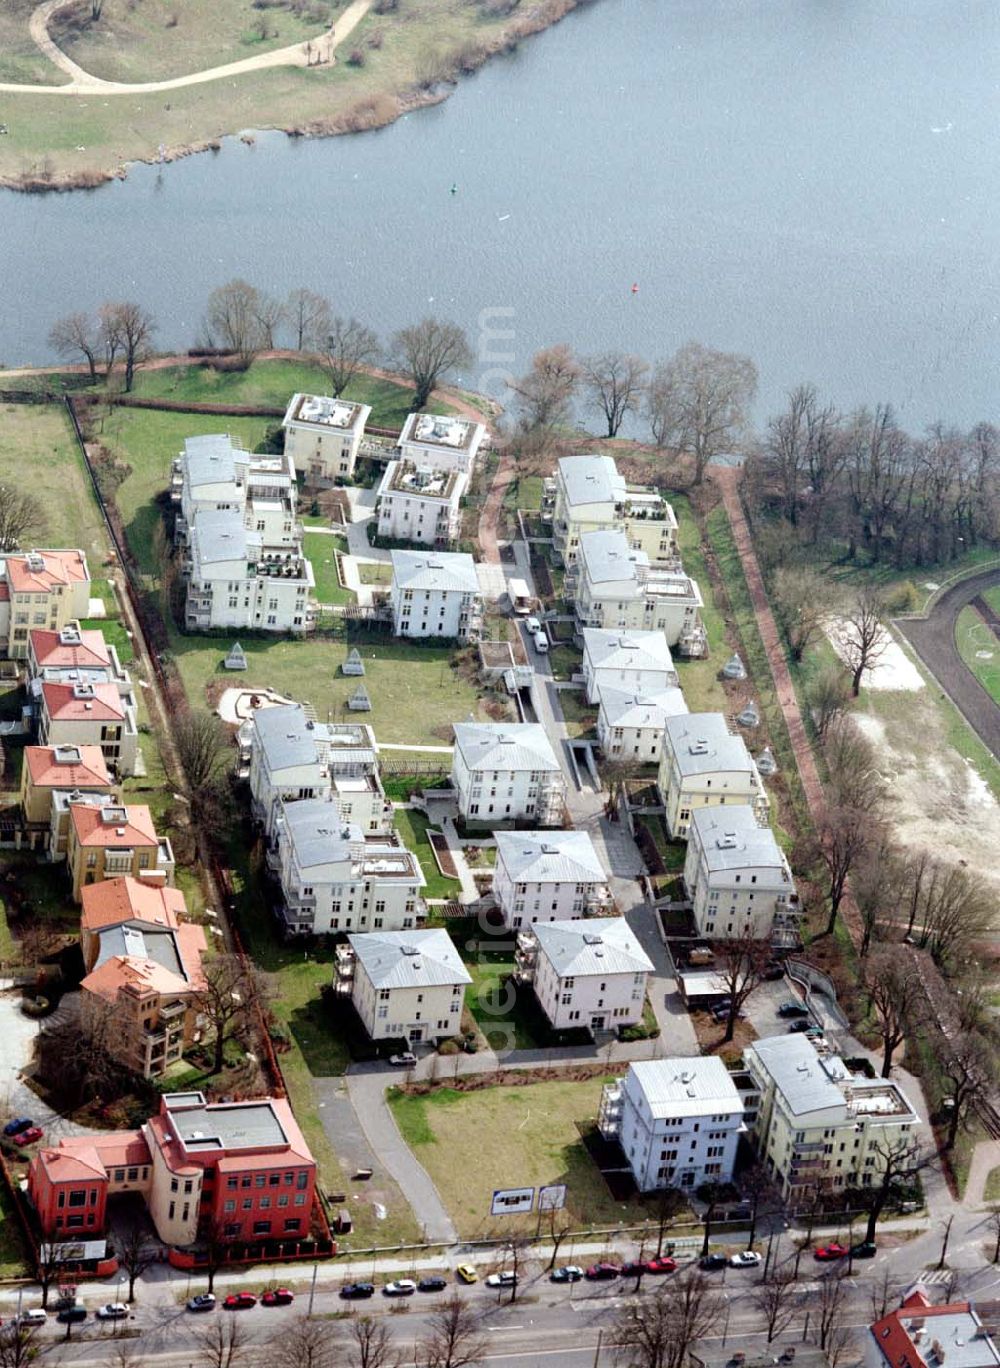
(25, 744, 111, 790)
(36, 1143, 107, 1183)
(30, 628, 111, 670)
(41, 681, 125, 723)
(6, 549, 89, 594)
(81, 877, 184, 933)
(71, 803, 157, 848)
(81, 955, 192, 1002)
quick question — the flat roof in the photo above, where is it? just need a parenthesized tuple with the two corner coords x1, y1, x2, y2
(557, 454, 625, 508)
(284, 392, 369, 432)
(253, 704, 329, 772)
(625, 1056, 742, 1119)
(167, 1100, 288, 1152)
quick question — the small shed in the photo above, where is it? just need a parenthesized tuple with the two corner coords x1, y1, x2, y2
(676, 967, 726, 1004)
(737, 700, 760, 728)
(723, 653, 746, 681)
(342, 647, 366, 676)
(224, 642, 248, 671)
(757, 746, 777, 776)
(347, 683, 372, 712)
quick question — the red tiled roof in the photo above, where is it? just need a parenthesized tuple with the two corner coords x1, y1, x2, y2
(88, 1130, 150, 1168)
(869, 1293, 965, 1368)
(80, 878, 184, 933)
(81, 955, 192, 1003)
(25, 744, 111, 790)
(36, 1143, 106, 1184)
(41, 681, 125, 723)
(30, 627, 111, 670)
(6, 549, 89, 594)
(71, 804, 158, 848)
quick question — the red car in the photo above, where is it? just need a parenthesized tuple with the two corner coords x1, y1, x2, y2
(18, 1128, 44, 1145)
(261, 1288, 294, 1307)
(223, 1292, 257, 1310)
(585, 1262, 621, 1281)
(814, 1243, 849, 1261)
(645, 1256, 677, 1274)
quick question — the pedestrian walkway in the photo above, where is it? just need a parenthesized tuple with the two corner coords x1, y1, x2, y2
(440, 815, 480, 902)
(965, 1138, 1000, 1208)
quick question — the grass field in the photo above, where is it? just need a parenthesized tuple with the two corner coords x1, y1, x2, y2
(558, 689, 598, 739)
(303, 532, 352, 606)
(170, 631, 491, 745)
(670, 495, 728, 714)
(0, 1, 68, 84)
(357, 561, 393, 586)
(955, 603, 1000, 706)
(392, 806, 460, 901)
(0, 404, 110, 568)
(388, 1076, 640, 1237)
(49, 0, 335, 84)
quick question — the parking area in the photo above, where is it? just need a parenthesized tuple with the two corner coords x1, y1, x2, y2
(743, 975, 810, 1040)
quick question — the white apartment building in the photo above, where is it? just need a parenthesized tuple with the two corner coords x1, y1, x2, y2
(0, 549, 92, 660)
(248, 704, 333, 838)
(574, 530, 706, 654)
(397, 412, 486, 475)
(326, 723, 393, 835)
(598, 1057, 744, 1192)
(520, 917, 652, 1033)
(552, 455, 678, 567)
(582, 628, 677, 705)
(282, 393, 371, 485)
(452, 722, 565, 826)
(270, 798, 425, 937)
(743, 1034, 920, 1202)
(184, 509, 314, 635)
(493, 829, 610, 929)
(685, 805, 797, 941)
(597, 685, 689, 764)
(376, 461, 467, 547)
(658, 713, 770, 838)
(389, 550, 483, 642)
(341, 928, 471, 1044)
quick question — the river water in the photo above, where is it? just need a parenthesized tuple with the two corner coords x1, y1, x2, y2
(1, 0, 998, 426)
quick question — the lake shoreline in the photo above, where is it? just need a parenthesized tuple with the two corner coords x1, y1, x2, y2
(0, 0, 588, 195)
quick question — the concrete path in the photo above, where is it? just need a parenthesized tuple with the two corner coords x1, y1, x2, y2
(439, 815, 480, 903)
(346, 1071, 459, 1244)
(381, 742, 454, 754)
(965, 1138, 1000, 1208)
(0, 0, 373, 95)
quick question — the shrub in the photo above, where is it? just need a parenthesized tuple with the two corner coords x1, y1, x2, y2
(438, 1039, 460, 1056)
(884, 579, 918, 613)
(367, 27, 384, 49)
(373, 0, 399, 12)
(346, 48, 365, 66)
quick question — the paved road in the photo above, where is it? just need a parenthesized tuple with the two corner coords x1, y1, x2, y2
(897, 567, 1000, 758)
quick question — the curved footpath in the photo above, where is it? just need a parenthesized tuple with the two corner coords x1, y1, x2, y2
(897, 566, 1000, 758)
(0, 0, 372, 95)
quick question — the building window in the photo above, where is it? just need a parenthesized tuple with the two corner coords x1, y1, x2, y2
(253, 1221, 272, 1235)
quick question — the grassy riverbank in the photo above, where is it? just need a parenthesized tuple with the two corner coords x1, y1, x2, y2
(0, 0, 588, 191)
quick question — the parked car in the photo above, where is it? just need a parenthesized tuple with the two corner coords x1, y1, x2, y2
(388, 1052, 417, 1068)
(56, 1305, 87, 1324)
(340, 1283, 375, 1300)
(15, 1310, 47, 1326)
(3, 1118, 32, 1137)
(699, 1254, 728, 1271)
(728, 1251, 762, 1268)
(96, 1303, 129, 1320)
(619, 1261, 646, 1278)
(455, 1265, 479, 1284)
(585, 1262, 621, 1281)
(763, 962, 785, 980)
(524, 616, 542, 636)
(223, 1293, 257, 1310)
(712, 1005, 745, 1024)
(187, 1294, 216, 1312)
(788, 1019, 814, 1033)
(550, 1266, 583, 1283)
(814, 1243, 849, 1261)
(418, 1277, 447, 1292)
(17, 1128, 43, 1145)
(485, 1272, 517, 1288)
(777, 1001, 809, 1017)
(261, 1288, 294, 1306)
(533, 629, 550, 654)
(645, 1256, 677, 1274)
(851, 1241, 878, 1259)
(383, 1280, 417, 1297)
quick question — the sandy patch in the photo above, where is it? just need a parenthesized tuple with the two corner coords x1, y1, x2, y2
(217, 686, 295, 724)
(825, 619, 925, 692)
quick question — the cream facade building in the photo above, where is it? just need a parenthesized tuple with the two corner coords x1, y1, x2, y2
(493, 829, 610, 929)
(658, 712, 770, 838)
(341, 928, 471, 1044)
(684, 805, 797, 941)
(282, 393, 371, 484)
(574, 530, 706, 653)
(397, 412, 486, 474)
(452, 722, 565, 826)
(520, 917, 652, 1033)
(552, 455, 678, 567)
(0, 550, 92, 660)
(582, 628, 677, 705)
(389, 550, 483, 642)
(596, 685, 688, 764)
(376, 461, 467, 547)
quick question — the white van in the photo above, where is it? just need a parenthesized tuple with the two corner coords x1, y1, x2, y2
(533, 629, 549, 654)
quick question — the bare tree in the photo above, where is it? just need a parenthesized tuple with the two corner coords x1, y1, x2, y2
(712, 928, 768, 1042)
(869, 1264, 895, 1321)
(319, 316, 379, 397)
(390, 319, 472, 412)
(646, 342, 757, 483)
(865, 952, 923, 1077)
(346, 1316, 398, 1368)
(815, 1268, 850, 1353)
(839, 584, 890, 696)
(581, 351, 648, 438)
(175, 710, 229, 800)
(545, 1209, 573, 1269)
(770, 566, 835, 663)
(252, 291, 286, 350)
(823, 716, 887, 815)
(199, 1216, 233, 1295)
(271, 1316, 336, 1368)
(116, 1221, 155, 1302)
(613, 1270, 725, 1368)
(417, 1294, 488, 1368)
(851, 834, 898, 958)
(102, 301, 156, 392)
(48, 312, 101, 382)
(195, 953, 268, 1075)
(498, 1234, 531, 1303)
(286, 288, 331, 353)
(753, 1267, 798, 1343)
(98, 302, 122, 377)
(510, 344, 580, 448)
(942, 1037, 995, 1152)
(806, 662, 851, 741)
(910, 859, 994, 972)
(812, 802, 875, 937)
(858, 1136, 930, 1245)
(205, 279, 267, 369)
(0, 1321, 39, 1368)
(192, 1316, 253, 1368)
(0, 486, 47, 553)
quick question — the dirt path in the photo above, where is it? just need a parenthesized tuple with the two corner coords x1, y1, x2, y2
(0, 0, 372, 96)
(478, 448, 515, 566)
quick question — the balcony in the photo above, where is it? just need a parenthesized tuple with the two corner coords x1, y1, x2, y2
(160, 999, 187, 1020)
(334, 943, 356, 994)
(513, 930, 538, 982)
(598, 1081, 623, 1139)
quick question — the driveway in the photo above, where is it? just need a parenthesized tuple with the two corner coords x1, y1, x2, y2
(0, 988, 94, 1142)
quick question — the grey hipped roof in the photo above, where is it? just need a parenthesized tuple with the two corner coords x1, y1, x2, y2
(253, 704, 329, 772)
(689, 805, 787, 873)
(95, 924, 186, 980)
(453, 722, 560, 773)
(664, 713, 755, 777)
(349, 928, 472, 990)
(391, 550, 479, 594)
(533, 917, 653, 977)
(495, 829, 606, 884)
(748, 1034, 849, 1116)
(583, 627, 674, 675)
(577, 529, 647, 585)
(597, 685, 689, 730)
(557, 454, 625, 508)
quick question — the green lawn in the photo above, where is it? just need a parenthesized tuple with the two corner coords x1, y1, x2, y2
(169, 630, 491, 746)
(357, 561, 393, 586)
(80, 617, 135, 665)
(634, 812, 685, 871)
(0, 1185, 27, 1278)
(984, 1166, 1000, 1203)
(392, 806, 460, 901)
(388, 1075, 643, 1238)
(548, 644, 583, 683)
(955, 603, 1000, 706)
(558, 689, 598, 739)
(303, 532, 352, 606)
(670, 494, 728, 714)
(0, 404, 110, 568)
(505, 474, 545, 512)
(983, 586, 1000, 617)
